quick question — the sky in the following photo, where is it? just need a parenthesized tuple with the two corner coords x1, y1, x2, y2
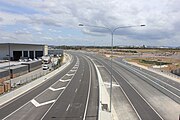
(0, 0, 180, 47)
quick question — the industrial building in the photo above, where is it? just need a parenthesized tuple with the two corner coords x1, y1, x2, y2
(0, 43, 48, 61)
(48, 49, 63, 56)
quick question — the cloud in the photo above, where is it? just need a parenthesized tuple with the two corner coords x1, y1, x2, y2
(0, 0, 180, 46)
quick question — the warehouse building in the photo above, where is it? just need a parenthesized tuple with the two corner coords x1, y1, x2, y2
(0, 43, 48, 61)
(48, 49, 64, 56)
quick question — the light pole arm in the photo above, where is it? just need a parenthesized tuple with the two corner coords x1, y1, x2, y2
(79, 23, 145, 112)
(79, 24, 112, 33)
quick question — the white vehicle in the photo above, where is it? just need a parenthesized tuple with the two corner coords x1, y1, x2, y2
(43, 65, 49, 70)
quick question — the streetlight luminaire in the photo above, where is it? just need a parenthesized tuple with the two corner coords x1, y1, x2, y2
(79, 23, 145, 112)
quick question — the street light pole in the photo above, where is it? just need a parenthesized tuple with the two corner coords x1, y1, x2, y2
(8, 43, 11, 89)
(110, 31, 113, 112)
(79, 23, 145, 112)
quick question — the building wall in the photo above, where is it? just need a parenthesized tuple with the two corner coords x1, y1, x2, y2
(0, 44, 47, 60)
(0, 45, 9, 60)
(48, 49, 63, 56)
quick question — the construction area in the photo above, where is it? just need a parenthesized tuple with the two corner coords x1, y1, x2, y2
(85, 48, 180, 77)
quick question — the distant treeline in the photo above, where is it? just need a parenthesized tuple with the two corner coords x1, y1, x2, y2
(54, 45, 180, 50)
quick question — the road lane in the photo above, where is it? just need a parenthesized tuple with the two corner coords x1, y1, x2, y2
(2, 56, 80, 120)
(0, 55, 77, 119)
(1, 52, 99, 120)
(88, 54, 164, 120)
(41, 55, 99, 120)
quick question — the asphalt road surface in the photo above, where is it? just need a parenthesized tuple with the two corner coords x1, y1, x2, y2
(1, 51, 179, 120)
(84, 52, 180, 120)
(0, 53, 99, 120)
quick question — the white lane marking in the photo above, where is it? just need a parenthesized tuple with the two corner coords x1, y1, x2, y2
(119, 73, 164, 120)
(117, 60, 180, 93)
(104, 82, 120, 87)
(49, 87, 66, 91)
(66, 104, 71, 111)
(3, 56, 78, 120)
(101, 58, 164, 120)
(117, 61, 180, 99)
(70, 69, 76, 72)
(2, 100, 31, 120)
(97, 65, 104, 67)
(75, 88, 78, 93)
(82, 56, 92, 120)
(73, 67, 78, 69)
(31, 99, 56, 107)
(2, 55, 77, 120)
(0, 54, 74, 110)
(59, 79, 71, 82)
(40, 56, 80, 120)
(66, 73, 74, 76)
(129, 68, 180, 99)
(94, 59, 143, 120)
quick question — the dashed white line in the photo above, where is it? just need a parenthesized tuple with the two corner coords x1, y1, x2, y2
(66, 104, 71, 111)
(2, 56, 79, 120)
(102, 59, 164, 120)
(75, 88, 78, 93)
(40, 57, 80, 120)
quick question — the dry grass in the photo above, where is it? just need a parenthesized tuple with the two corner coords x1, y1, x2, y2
(126, 57, 180, 71)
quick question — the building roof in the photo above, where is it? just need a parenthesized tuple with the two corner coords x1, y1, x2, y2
(0, 43, 46, 46)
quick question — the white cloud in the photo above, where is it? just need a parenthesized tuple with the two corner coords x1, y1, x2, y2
(0, 0, 180, 46)
(0, 11, 30, 25)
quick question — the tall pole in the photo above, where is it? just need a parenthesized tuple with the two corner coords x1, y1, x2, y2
(8, 43, 11, 89)
(110, 31, 113, 112)
(79, 23, 145, 113)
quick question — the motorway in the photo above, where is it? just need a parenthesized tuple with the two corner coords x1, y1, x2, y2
(83, 51, 180, 120)
(0, 53, 99, 120)
(0, 51, 179, 120)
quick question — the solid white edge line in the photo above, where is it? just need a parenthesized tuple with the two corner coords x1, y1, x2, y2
(100, 58, 164, 120)
(0, 54, 73, 109)
(82, 56, 92, 120)
(114, 60, 180, 98)
(40, 56, 80, 120)
(89, 56, 142, 120)
(2, 56, 78, 120)
(117, 60, 180, 93)
(2, 100, 31, 120)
